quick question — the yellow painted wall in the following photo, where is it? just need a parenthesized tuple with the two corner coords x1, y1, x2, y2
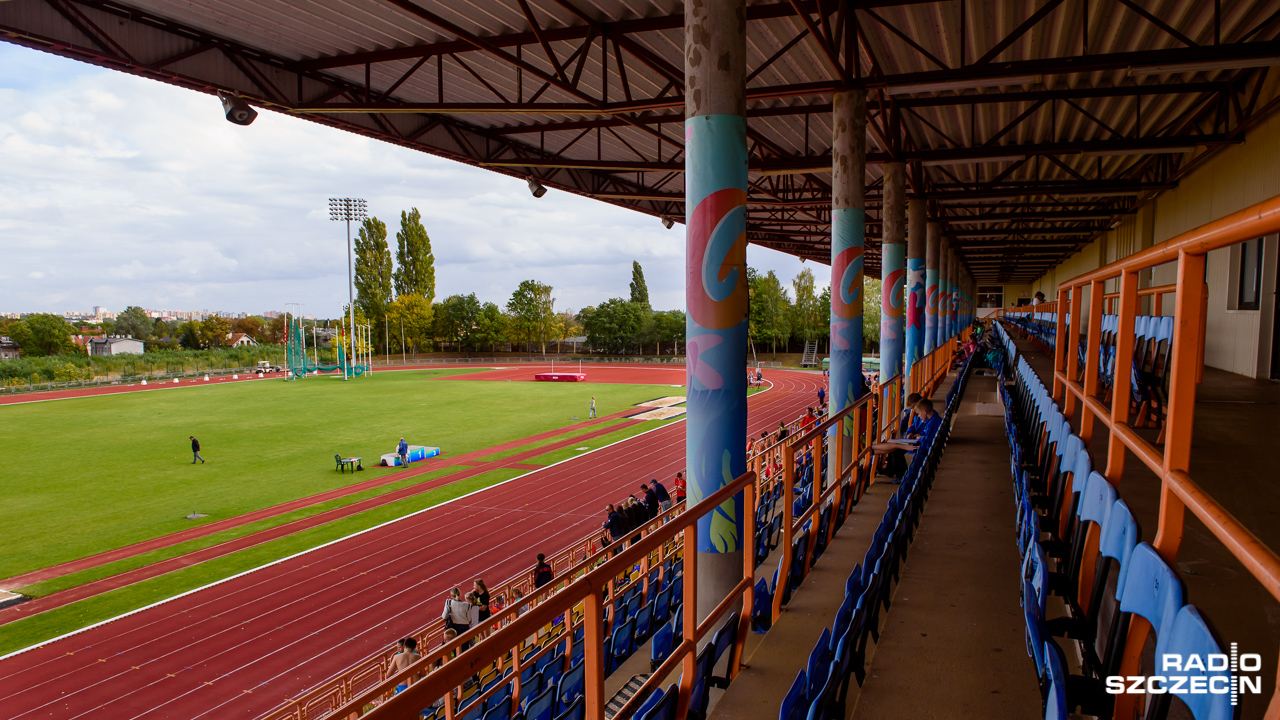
(1034, 109, 1280, 378)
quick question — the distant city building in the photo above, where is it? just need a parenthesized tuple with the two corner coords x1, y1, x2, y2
(0, 336, 20, 360)
(89, 336, 146, 356)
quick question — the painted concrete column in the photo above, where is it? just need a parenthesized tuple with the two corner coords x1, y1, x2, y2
(937, 237, 950, 346)
(684, 0, 747, 622)
(880, 162, 906, 381)
(828, 88, 866, 488)
(924, 221, 940, 354)
(905, 199, 926, 380)
(948, 249, 959, 337)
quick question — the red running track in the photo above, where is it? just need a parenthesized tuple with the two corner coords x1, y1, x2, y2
(0, 370, 822, 720)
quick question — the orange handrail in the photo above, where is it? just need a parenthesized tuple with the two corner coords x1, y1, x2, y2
(258, 502, 684, 720)
(340, 470, 759, 720)
(1050, 194, 1280, 720)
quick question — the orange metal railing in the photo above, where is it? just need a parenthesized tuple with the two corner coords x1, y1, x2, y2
(336, 470, 759, 720)
(1050, 194, 1280, 720)
(771, 391, 877, 620)
(258, 504, 682, 720)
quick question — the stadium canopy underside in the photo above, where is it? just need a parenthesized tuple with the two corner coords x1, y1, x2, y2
(5, 0, 1280, 281)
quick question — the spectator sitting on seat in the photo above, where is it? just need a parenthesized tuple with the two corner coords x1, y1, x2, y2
(391, 637, 419, 693)
(898, 393, 923, 436)
(1032, 291, 1045, 306)
(802, 407, 817, 431)
(872, 398, 942, 481)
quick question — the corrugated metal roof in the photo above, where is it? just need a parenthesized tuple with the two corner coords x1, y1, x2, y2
(4, 0, 1280, 280)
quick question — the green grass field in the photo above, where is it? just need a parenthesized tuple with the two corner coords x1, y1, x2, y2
(0, 369, 675, 580)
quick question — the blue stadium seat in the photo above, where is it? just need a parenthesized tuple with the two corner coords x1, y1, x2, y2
(650, 619, 674, 670)
(636, 684, 677, 720)
(522, 686, 556, 720)
(805, 627, 831, 701)
(556, 659, 584, 713)
(779, 669, 808, 720)
(551, 696, 584, 720)
(1147, 606, 1233, 720)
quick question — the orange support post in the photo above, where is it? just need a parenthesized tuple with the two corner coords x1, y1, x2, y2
(1079, 279, 1105, 444)
(1105, 270, 1139, 485)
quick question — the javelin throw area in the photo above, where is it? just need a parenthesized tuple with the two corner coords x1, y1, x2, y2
(0, 366, 820, 720)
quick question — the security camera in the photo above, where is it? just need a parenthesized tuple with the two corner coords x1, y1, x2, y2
(527, 177, 548, 198)
(219, 92, 258, 126)
(661, 217, 675, 229)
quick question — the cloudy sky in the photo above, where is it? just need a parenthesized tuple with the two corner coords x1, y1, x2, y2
(0, 44, 820, 318)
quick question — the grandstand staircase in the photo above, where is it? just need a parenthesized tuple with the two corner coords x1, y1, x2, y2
(800, 339, 819, 367)
(605, 674, 650, 719)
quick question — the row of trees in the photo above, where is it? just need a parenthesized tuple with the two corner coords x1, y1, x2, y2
(0, 310, 293, 358)
(750, 267, 881, 356)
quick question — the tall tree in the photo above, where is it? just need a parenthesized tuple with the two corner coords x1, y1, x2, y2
(863, 277, 883, 348)
(114, 306, 152, 341)
(199, 316, 231, 348)
(6, 314, 75, 356)
(583, 298, 645, 353)
(437, 293, 482, 351)
(651, 309, 686, 354)
(394, 208, 436, 301)
(629, 260, 651, 309)
(474, 302, 509, 353)
(354, 217, 394, 338)
(790, 268, 822, 342)
(387, 293, 434, 353)
(750, 270, 792, 356)
(507, 280, 555, 354)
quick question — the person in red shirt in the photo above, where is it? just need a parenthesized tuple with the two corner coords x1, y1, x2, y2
(672, 471, 687, 506)
(802, 407, 817, 431)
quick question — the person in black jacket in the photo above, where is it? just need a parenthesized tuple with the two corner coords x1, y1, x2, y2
(533, 554, 554, 588)
(640, 484, 660, 518)
(624, 497, 646, 543)
(189, 436, 205, 464)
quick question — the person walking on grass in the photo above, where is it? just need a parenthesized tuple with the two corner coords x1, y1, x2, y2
(190, 436, 205, 464)
(589, 396, 597, 419)
(397, 437, 409, 467)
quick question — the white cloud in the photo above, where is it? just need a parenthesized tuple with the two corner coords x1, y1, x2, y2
(0, 46, 817, 316)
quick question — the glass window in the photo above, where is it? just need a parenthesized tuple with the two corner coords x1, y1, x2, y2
(977, 285, 1004, 309)
(1238, 238, 1262, 311)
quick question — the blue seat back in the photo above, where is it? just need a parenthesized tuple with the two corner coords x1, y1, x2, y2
(558, 659, 584, 710)
(805, 627, 831, 700)
(524, 686, 557, 720)
(650, 620, 674, 667)
(1078, 471, 1116, 527)
(1155, 606, 1233, 720)
(1120, 543, 1184, 642)
(553, 696, 585, 720)
(1099, 499, 1139, 598)
(611, 617, 636, 659)
(636, 684, 677, 720)
(779, 669, 807, 720)
(1043, 640, 1068, 720)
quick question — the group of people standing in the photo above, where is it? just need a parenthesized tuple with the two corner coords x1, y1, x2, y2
(601, 475, 683, 549)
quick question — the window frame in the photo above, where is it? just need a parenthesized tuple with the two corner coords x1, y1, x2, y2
(1238, 237, 1264, 311)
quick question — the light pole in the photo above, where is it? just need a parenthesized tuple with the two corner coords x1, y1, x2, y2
(329, 198, 367, 380)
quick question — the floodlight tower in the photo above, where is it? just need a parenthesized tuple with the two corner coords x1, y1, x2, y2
(329, 198, 367, 380)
